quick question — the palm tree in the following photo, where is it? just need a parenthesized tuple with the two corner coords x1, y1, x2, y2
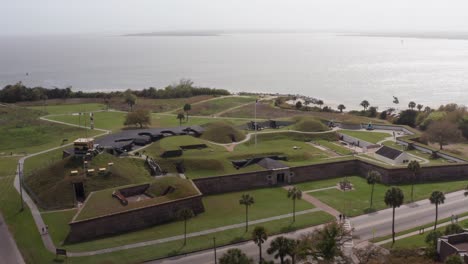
(384, 187, 404, 244)
(183, 103, 191, 121)
(317, 100, 324, 109)
(407, 160, 420, 202)
(176, 113, 185, 126)
(252, 226, 268, 263)
(239, 194, 255, 232)
(267, 236, 292, 264)
(176, 208, 194, 245)
(287, 187, 302, 222)
(366, 170, 381, 209)
(360, 100, 370, 111)
(219, 248, 253, 264)
(429, 191, 445, 230)
(408, 101, 416, 110)
(417, 104, 423, 112)
(337, 104, 346, 113)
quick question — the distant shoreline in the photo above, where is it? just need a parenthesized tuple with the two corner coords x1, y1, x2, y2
(123, 31, 222, 37)
(341, 32, 468, 41)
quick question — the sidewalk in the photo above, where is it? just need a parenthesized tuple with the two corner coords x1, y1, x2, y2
(375, 215, 468, 246)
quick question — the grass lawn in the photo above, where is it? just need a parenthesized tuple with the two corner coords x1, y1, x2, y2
(0, 107, 102, 154)
(187, 96, 255, 116)
(0, 157, 19, 177)
(46, 111, 127, 131)
(315, 140, 353, 156)
(146, 133, 333, 178)
(339, 130, 390, 144)
(48, 186, 318, 252)
(151, 114, 248, 128)
(308, 176, 468, 217)
(28, 103, 106, 115)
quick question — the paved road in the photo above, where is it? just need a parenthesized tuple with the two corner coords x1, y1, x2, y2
(0, 213, 25, 264)
(148, 189, 468, 264)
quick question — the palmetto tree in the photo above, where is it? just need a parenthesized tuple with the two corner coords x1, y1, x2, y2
(287, 187, 302, 222)
(252, 226, 268, 263)
(417, 104, 424, 111)
(239, 194, 255, 232)
(407, 160, 420, 202)
(408, 101, 416, 110)
(429, 191, 445, 230)
(384, 187, 404, 244)
(183, 103, 191, 121)
(267, 236, 292, 264)
(176, 113, 185, 126)
(176, 208, 194, 245)
(337, 104, 346, 113)
(360, 100, 370, 111)
(366, 170, 381, 209)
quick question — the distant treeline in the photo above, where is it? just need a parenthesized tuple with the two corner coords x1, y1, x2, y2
(0, 79, 230, 103)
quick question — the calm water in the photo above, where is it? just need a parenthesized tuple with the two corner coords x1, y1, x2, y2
(1, 33, 468, 109)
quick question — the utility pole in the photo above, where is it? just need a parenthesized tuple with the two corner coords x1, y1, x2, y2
(213, 237, 217, 264)
(18, 162, 24, 211)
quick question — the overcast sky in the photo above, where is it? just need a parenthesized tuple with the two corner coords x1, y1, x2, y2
(2, 0, 468, 35)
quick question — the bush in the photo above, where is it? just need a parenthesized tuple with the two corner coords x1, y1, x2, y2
(445, 254, 463, 264)
(395, 110, 418, 127)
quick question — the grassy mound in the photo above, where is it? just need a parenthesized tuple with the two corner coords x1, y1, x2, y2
(292, 117, 330, 132)
(24, 153, 153, 209)
(201, 121, 245, 143)
(76, 176, 200, 221)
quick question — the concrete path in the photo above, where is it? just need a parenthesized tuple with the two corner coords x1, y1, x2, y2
(68, 208, 321, 257)
(304, 186, 337, 193)
(283, 185, 340, 217)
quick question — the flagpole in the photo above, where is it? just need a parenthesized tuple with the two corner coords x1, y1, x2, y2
(254, 99, 257, 148)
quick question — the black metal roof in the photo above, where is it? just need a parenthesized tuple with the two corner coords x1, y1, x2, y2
(375, 146, 403, 160)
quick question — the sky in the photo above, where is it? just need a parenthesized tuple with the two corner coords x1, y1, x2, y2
(2, 0, 468, 35)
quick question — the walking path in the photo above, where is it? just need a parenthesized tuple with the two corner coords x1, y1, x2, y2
(0, 212, 25, 264)
(283, 185, 340, 217)
(375, 215, 468, 246)
(68, 208, 321, 257)
(304, 186, 337, 193)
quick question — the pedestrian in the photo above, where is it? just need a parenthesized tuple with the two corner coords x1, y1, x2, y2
(45, 225, 49, 234)
(41, 227, 45, 234)
(339, 214, 342, 222)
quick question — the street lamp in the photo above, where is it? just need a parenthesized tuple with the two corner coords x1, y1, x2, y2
(213, 237, 217, 264)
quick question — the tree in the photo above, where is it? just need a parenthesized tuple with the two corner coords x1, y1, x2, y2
(353, 244, 385, 264)
(445, 254, 463, 264)
(384, 187, 404, 244)
(219, 248, 253, 264)
(239, 194, 255, 232)
(267, 236, 292, 264)
(183, 103, 191, 121)
(124, 91, 137, 112)
(317, 100, 324, 109)
(366, 170, 381, 209)
(252, 226, 268, 263)
(297, 222, 351, 262)
(337, 104, 346, 113)
(395, 109, 418, 127)
(177, 113, 185, 126)
(444, 223, 464, 235)
(360, 100, 370, 111)
(408, 101, 416, 110)
(124, 109, 151, 128)
(429, 191, 445, 230)
(417, 104, 424, 112)
(287, 187, 302, 222)
(425, 120, 463, 150)
(407, 160, 420, 202)
(368, 106, 378, 117)
(176, 208, 194, 245)
(425, 230, 443, 258)
(295, 101, 302, 109)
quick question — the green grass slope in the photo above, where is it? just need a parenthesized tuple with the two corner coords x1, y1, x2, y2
(292, 116, 330, 132)
(201, 121, 246, 143)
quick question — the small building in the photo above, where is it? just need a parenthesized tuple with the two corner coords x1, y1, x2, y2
(438, 232, 468, 263)
(374, 146, 411, 165)
(73, 138, 95, 157)
(257, 158, 293, 184)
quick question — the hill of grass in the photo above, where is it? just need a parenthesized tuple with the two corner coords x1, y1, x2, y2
(188, 96, 255, 116)
(75, 176, 200, 221)
(292, 116, 330, 132)
(201, 121, 246, 143)
(24, 153, 153, 209)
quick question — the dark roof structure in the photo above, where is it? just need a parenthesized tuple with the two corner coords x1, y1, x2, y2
(257, 158, 289, 170)
(375, 146, 403, 160)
